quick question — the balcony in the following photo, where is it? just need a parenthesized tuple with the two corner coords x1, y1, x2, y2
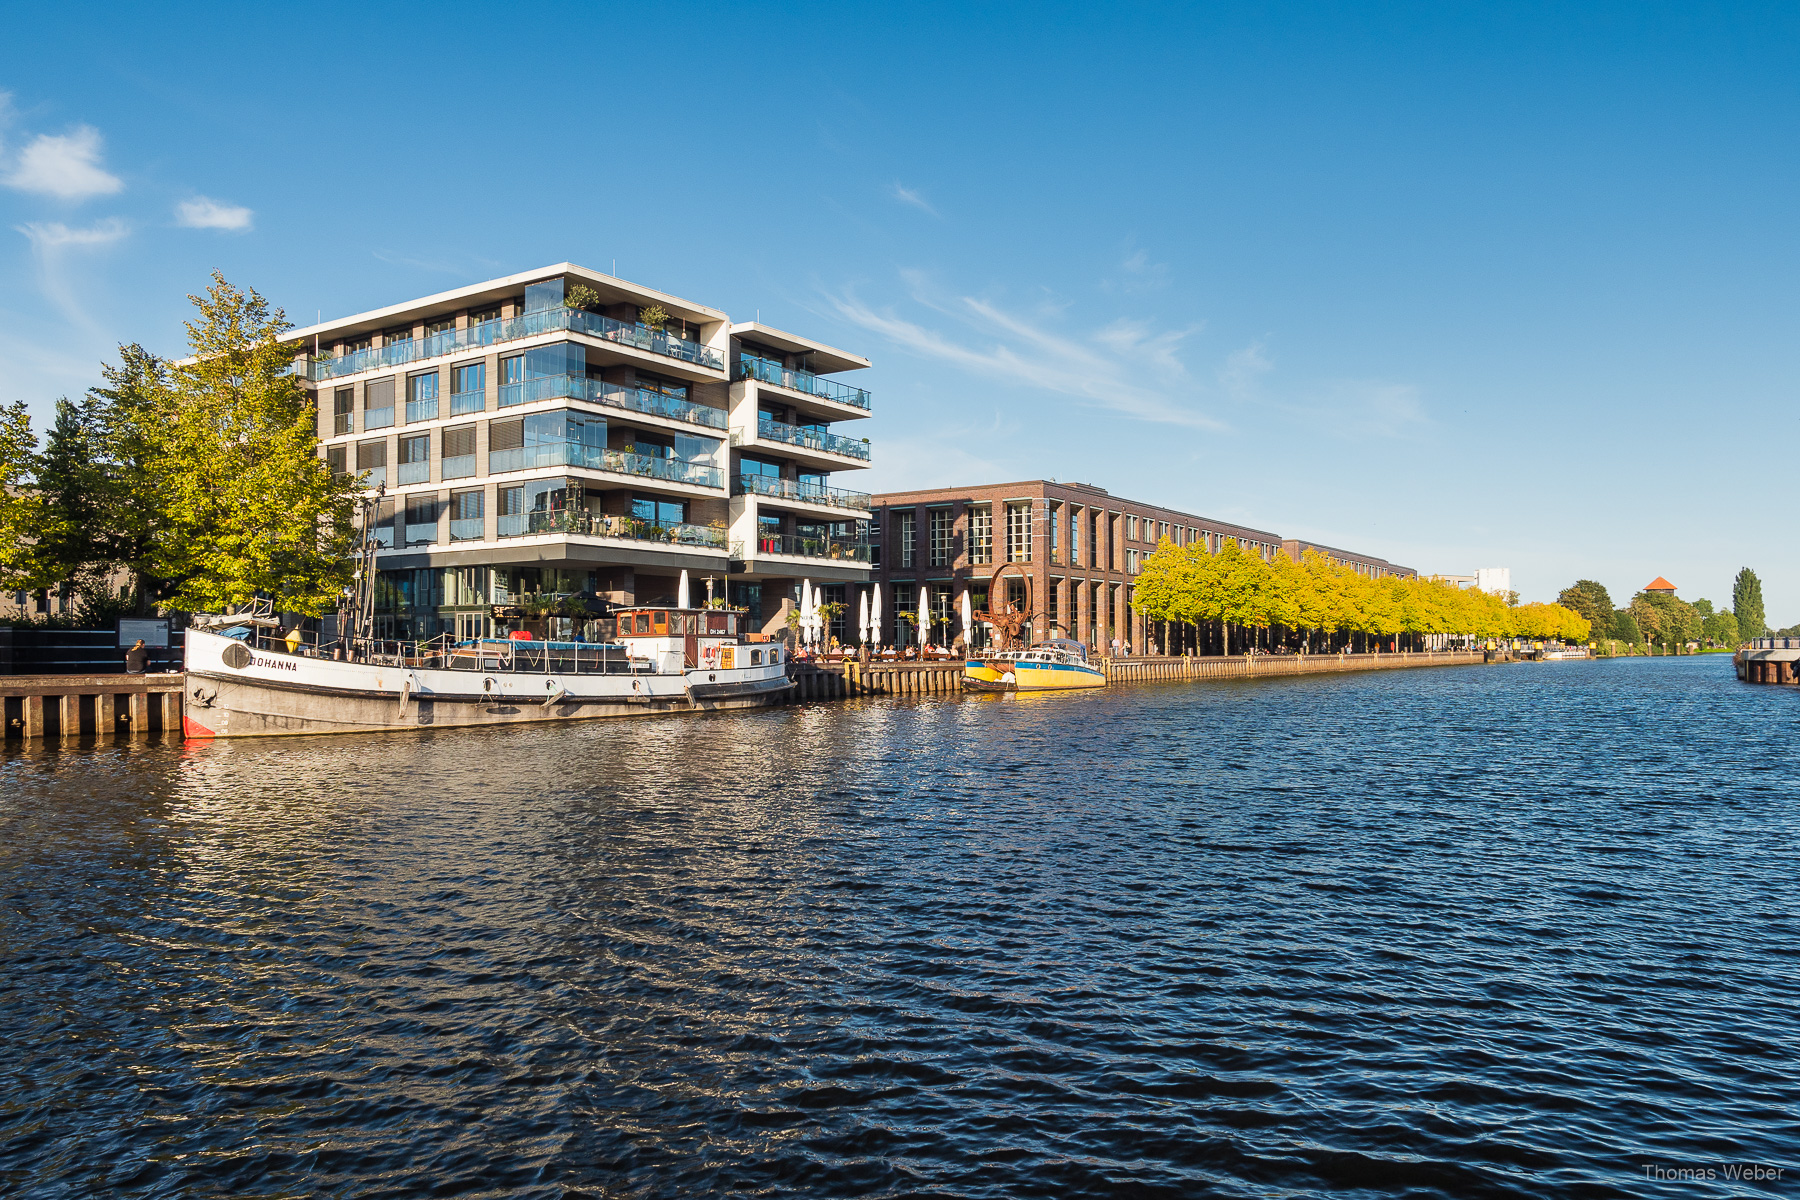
(746, 534, 873, 563)
(450, 389, 484, 415)
(750, 418, 871, 460)
(495, 374, 726, 429)
(496, 508, 729, 550)
(735, 472, 872, 512)
(489, 442, 723, 489)
(305, 307, 724, 381)
(733, 357, 870, 410)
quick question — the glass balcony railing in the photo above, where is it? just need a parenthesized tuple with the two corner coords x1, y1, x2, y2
(754, 418, 871, 460)
(450, 389, 485, 415)
(406, 399, 439, 423)
(305, 306, 724, 381)
(749, 534, 873, 563)
(734, 472, 873, 511)
(733, 357, 870, 410)
(494, 374, 726, 429)
(364, 406, 395, 431)
(442, 454, 476, 480)
(489, 442, 723, 488)
(403, 523, 438, 546)
(397, 460, 430, 485)
(496, 508, 729, 549)
(450, 518, 484, 541)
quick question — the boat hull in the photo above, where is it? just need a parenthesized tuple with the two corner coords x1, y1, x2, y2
(962, 658, 1107, 692)
(182, 630, 792, 738)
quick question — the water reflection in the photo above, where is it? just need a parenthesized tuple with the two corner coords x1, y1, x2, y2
(2, 657, 1796, 1198)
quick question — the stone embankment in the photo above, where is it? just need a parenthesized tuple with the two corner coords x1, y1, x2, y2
(789, 649, 1490, 700)
(3, 674, 188, 742)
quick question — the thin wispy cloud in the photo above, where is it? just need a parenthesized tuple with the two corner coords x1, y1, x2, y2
(1106, 246, 1171, 294)
(16, 218, 130, 336)
(16, 218, 130, 250)
(829, 273, 1224, 431)
(3, 126, 122, 199)
(890, 182, 939, 216)
(175, 196, 253, 231)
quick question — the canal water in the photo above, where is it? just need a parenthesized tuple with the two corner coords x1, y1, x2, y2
(3, 656, 1796, 1198)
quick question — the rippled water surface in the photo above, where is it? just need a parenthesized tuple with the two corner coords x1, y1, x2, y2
(4, 656, 1798, 1198)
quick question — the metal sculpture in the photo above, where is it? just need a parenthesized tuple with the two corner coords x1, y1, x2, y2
(982, 562, 1036, 651)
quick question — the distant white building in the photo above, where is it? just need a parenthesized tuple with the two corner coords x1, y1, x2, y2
(1474, 567, 1512, 596)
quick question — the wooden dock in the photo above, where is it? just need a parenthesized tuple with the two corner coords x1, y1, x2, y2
(2, 674, 187, 741)
(788, 649, 1488, 700)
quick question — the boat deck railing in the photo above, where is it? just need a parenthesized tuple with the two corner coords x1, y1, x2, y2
(218, 626, 656, 676)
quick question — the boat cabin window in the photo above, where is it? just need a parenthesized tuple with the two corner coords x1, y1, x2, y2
(652, 612, 668, 633)
(750, 649, 763, 665)
(633, 613, 651, 634)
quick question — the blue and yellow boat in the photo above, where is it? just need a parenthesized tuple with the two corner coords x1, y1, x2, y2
(963, 639, 1107, 692)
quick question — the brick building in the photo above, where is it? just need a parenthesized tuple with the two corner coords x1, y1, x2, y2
(871, 479, 1414, 655)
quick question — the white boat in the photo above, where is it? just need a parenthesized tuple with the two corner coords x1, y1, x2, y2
(182, 604, 791, 738)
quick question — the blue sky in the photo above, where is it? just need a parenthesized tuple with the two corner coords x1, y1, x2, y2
(2, 2, 1795, 621)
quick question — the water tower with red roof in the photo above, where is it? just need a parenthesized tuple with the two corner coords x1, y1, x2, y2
(1644, 577, 1677, 594)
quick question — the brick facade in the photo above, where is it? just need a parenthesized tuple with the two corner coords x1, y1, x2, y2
(872, 479, 1414, 655)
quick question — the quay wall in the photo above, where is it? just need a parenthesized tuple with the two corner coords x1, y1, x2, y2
(792, 649, 1491, 701)
(3, 673, 188, 741)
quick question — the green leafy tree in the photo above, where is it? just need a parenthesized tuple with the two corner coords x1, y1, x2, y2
(88, 345, 174, 610)
(1732, 568, 1766, 639)
(1610, 608, 1642, 645)
(0, 401, 48, 592)
(1702, 609, 1739, 647)
(1557, 580, 1613, 632)
(1634, 590, 1701, 650)
(1692, 598, 1715, 619)
(152, 274, 360, 615)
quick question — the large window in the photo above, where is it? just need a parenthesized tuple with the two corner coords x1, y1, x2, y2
(488, 412, 607, 473)
(897, 511, 916, 568)
(451, 362, 485, 414)
(442, 425, 476, 479)
(450, 489, 484, 541)
(406, 371, 439, 423)
(1005, 501, 1032, 563)
(1049, 503, 1061, 562)
(364, 378, 394, 430)
(1126, 515, 1139, 541)
(333, 388, 353, 435)
(1127, 549, 1140, 575)
(631, 496, 686, 527)
(356, 438, 387, 487)
(968, 503, 992, 565)
(404, 494, 439, 545)
(928, 508, 953, 567)
(1068, 507, 1080, 565)
(326, 445, 347, 476)
(497, 477, 581, 537)
(891, 583, 917, 647)
(398, 434, 430, 484)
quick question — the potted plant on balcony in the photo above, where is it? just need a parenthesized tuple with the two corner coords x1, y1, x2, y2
(563, 284, 603, 313)
(638, 304, 669, 333)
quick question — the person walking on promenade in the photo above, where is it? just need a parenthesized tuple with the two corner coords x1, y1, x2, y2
(124, 639, 149, 674)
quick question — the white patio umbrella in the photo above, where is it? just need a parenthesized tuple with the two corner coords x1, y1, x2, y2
(677, 569, 690, 610)
(871, 583, 883, 649)
(858, 590, 869, 645)
(917, 591, 931, 650)
(960, 590, 973, 646)
(800, 579, 814, 646)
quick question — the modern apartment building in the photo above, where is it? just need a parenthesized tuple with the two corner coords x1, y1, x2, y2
(871, 480, 1415, 654)
(287, 265, 874, 640)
